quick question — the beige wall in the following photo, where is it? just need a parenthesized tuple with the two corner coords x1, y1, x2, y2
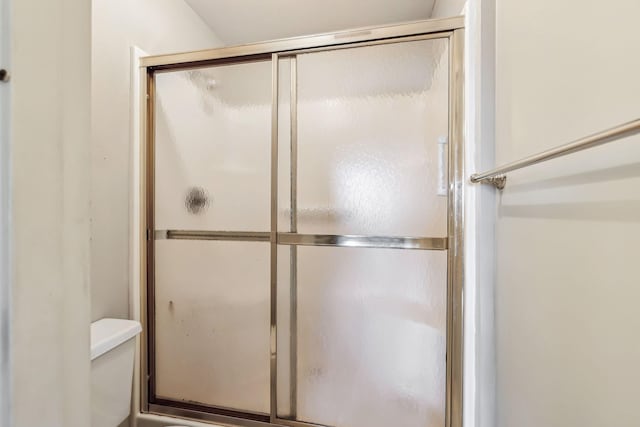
(494, 0, 640, 426)
(431, 0, 466, 18)
(10, 0, 91, 425)
(91, 0, 222, 321)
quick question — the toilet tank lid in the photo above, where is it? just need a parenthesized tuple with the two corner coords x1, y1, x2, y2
(91, 318, 142, 361)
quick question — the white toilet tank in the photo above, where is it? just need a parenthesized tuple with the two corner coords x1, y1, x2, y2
(91, 318, 142, 427)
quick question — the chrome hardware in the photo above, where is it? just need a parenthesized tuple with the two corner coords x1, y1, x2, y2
(482, 175, 506, 190)
(470, 118, 640, 189)
(159, 230, 270, 242)
(278, 232, 447, 250)
(155, 230, 448, 251)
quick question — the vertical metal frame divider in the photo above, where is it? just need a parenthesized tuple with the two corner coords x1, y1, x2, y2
(446, 28, 465, 427)
(139, 65, 151, 414)
(288, 56, 299, 420)
(144, 67, 156, 412)
(140, 16, 465, 427)
(270, 53, 280, 424)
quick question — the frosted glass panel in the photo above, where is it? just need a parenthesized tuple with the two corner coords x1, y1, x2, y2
(278, 245, 447, 427)
(276, 244, 293, 417)
(295, 39, 449, 236)
(277, 58, 293, 231)
(154, 60, 272, 231)
(155, 240, 270, 414)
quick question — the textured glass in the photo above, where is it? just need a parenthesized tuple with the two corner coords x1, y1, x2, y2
(154, 60, 272, 231)
(294, 39, 449, 236)
(277, 58, 293, 231)
(277, 245, 447, 427)
(276, 244, 293, 416)
(155, 240, 270, 414)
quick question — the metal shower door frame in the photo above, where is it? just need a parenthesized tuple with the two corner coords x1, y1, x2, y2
(139, 15, 465, 427)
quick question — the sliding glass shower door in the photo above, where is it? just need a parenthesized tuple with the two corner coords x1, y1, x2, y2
(276, 39, 450, 427)
(153, 60, 273, 417)
(146, 23, 463, 427)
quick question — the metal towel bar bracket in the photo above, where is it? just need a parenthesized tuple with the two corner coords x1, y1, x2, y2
(470, 118, 640, 189)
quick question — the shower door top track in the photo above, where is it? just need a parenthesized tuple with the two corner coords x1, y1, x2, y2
(140, 15, 465, 427)
(140, 16, 463, 69)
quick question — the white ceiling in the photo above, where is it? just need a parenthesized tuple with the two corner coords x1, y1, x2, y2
(185, 0, 437, 46)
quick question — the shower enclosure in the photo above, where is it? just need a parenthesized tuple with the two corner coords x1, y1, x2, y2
(140, 16, 464, 427)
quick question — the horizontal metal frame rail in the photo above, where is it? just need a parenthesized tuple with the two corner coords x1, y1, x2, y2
(152, 398, 270, 423)
(278, 233, 447, 250)
(154, 230, 448, 250)
(155, 230, 271, 241)
(149, 403, 272, 427)
(470, 118, 640, 190)
(149, 402, 329, 427)
(140, 16, 463, 69)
